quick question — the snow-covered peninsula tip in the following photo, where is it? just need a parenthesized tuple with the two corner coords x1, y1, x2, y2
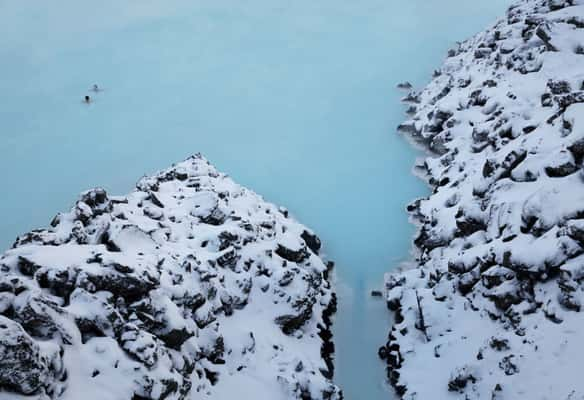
(0, 155, 341, 400)
(381, 0, 584, 398)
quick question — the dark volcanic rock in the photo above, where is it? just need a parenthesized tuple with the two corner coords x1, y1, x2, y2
(301, 230, 321, 255)
(0, 156, 342, 400)
(383, 0, 584, 397)
(0, 316, 62, 395)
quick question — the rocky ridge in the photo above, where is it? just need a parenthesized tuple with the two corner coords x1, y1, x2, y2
(0, 155, 341, 400)
(381, 0, 584, 398)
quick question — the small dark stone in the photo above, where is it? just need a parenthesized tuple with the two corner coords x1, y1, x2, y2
(378, 345, 388, 360)
(275, 244, 310, 264)
(301, 230, 322, 254)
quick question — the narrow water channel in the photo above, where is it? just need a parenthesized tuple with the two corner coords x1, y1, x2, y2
(0, 0, 510, 398)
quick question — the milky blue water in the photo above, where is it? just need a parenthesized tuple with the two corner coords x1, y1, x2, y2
(0, 1, 510, 398)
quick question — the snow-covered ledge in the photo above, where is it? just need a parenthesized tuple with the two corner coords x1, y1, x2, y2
(0, 155, 341, 400)
(381, 0, 584, 398)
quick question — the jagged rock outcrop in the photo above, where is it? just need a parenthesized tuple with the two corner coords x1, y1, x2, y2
(382, 1, 584, 398)
(0, 155, 341, 400)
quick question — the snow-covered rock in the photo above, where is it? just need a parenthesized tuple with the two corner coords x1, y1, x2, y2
(381, 0, 584, 398)
(0, 155, 341, 400)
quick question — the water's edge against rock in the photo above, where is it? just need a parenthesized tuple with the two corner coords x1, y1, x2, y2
(0, 155, 341, 400)
(381, 0, 584, 398)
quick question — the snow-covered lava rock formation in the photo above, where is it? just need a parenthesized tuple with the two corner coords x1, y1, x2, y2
(0, 155, 340, 400)
(380, 0, 584, 398)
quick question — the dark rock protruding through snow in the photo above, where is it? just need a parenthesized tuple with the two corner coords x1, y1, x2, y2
(0, 155, 341, 400)
(382, 0, 584, 398)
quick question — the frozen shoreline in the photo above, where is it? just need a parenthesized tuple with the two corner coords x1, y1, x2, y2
(381, 0, 584, 398)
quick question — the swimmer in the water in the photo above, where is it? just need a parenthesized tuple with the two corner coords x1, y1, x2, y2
(84, 95, 91, 103)
(91, 84, 100, 92)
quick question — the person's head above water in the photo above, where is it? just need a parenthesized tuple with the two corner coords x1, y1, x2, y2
(84, 95, 90, 103)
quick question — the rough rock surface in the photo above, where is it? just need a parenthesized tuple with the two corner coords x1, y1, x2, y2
(382, 0, 584, 398)
(0, 155, 341, 400)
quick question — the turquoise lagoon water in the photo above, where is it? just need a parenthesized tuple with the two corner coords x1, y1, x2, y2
(0, 1, 510, 398)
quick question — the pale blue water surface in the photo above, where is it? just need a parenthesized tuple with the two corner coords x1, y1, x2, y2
(0, 1, 509, 398)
